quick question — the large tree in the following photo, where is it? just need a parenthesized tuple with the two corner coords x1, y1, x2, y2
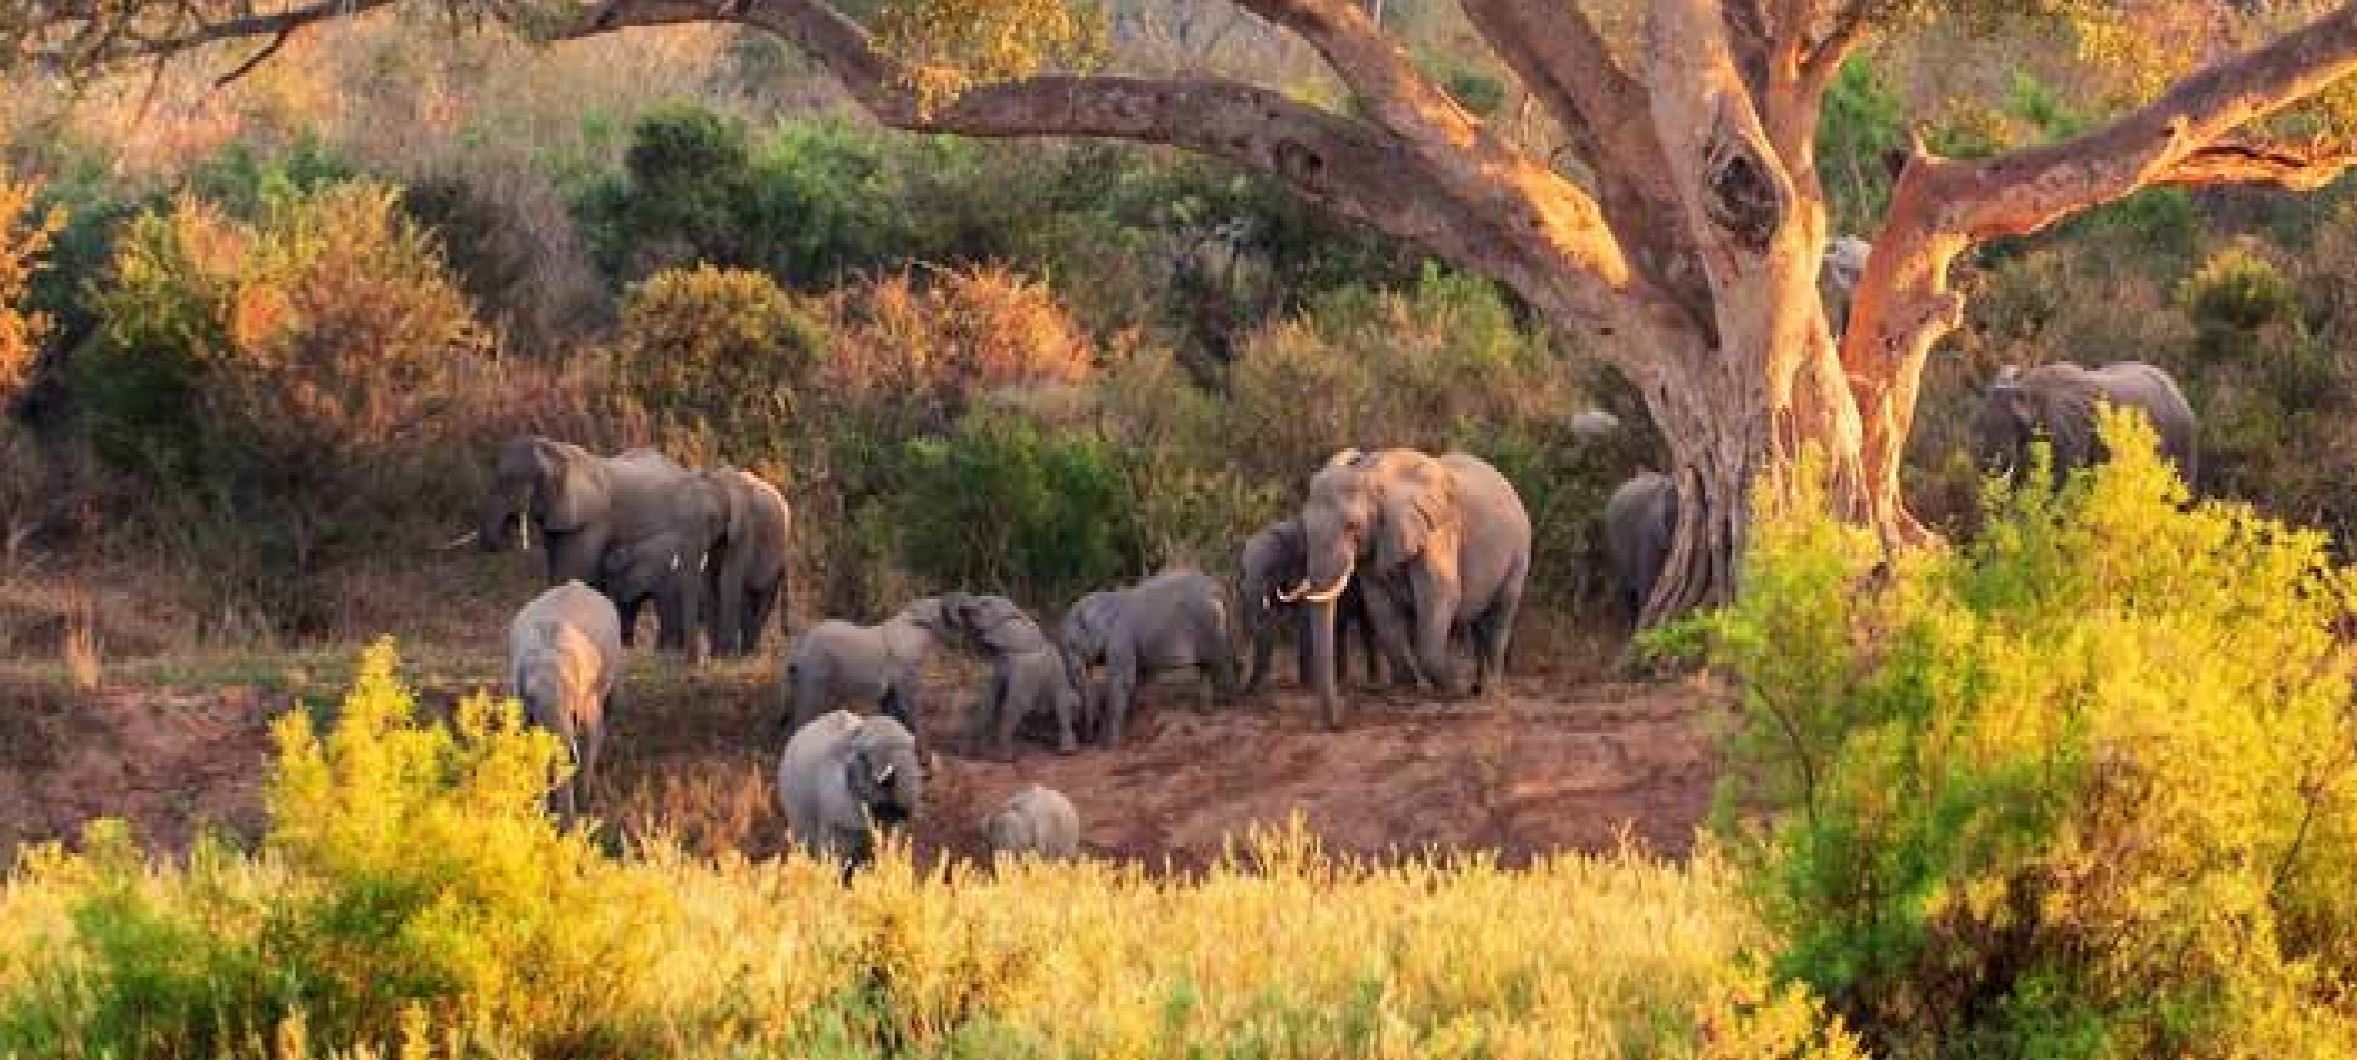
(18, 0, 2357, 622)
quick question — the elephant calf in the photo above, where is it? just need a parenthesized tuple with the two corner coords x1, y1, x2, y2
(508, 581, 624, 829)
(777, 710, 923, 879)
(780, 596, 954, 740)
(985, 784, 1081, 860)
(944, 593, 1081, 760)
(1060, 569, 1239, 748)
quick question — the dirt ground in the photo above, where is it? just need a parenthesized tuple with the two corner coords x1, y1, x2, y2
(0, 652, 1724, 871)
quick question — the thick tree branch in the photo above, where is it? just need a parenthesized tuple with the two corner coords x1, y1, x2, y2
(569, 0, 1693, 355)
(2158, 137, 2357, 190)
(1934, 1, 2357, 240)
(22, 0, 394, 73)
(1458, 0, 1715, 333)
(1798, 0, 1871, 95)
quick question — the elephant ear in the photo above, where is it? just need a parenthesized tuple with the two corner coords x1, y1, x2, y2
(538, 443, 601, 531)
(1377, 458, 1459, 570)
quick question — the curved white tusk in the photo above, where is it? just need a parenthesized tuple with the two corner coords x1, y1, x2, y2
(435, 530, 480, 550)
(1282, 555, 1357, 603)
(1274, 577, 1313, 604)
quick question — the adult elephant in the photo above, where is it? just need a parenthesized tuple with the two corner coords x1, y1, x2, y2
(1602, 472, 1677, 623)
(475, 436, 726, 653)
(1972, 361, 2199, 489)
(1279, 448, 1531, 728)
(704, 467, 792, 658)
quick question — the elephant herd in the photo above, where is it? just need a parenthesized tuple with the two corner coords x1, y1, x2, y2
(482, 436, 1544, 869)
(487, 319, 2203, 870)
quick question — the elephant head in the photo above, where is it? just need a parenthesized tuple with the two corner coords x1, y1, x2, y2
(1236, 520, 1308, 691)
(1819, 235, 1871, 338)
(1972, 364, 2100, 481)
(844, 716, 923, 826)
(1288, 449, 1462, 725)
(480, 436, 601, 553)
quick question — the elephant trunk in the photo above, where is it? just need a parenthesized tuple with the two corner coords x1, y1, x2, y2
(1309, 595, 1341, 729)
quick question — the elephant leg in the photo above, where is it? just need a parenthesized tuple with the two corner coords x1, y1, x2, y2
(1407, 566, 1463, 698)
(576, 726, 601, 825)
(616, 594, 648, 649)
(1293, 607, 1317, 692)
(1357, 578, 1424, 691)
(547, 528, 606, 588)
(1349, 595, 1388, 689)
(742, 577, 783, 657)
(882, 683, 921, 746)
(994, 680, 1027, 762)
(712, 560, 748, 658)
(1208, 635, 1240, 706)
(1102, 651, 1137, 749)
(1475, 563, 1526, 700)
(1052, 683, 1079, 755)
(1246, 611, 1276, 696)
(973, 665, 1010, 757)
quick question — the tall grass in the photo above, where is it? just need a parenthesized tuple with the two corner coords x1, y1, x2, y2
(0, 640, 1858, 1060)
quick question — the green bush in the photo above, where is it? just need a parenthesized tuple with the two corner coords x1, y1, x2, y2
(1687, 413, 2357, 1059)
(609, 263, 824, 474)
(884, 412, 1140, 604)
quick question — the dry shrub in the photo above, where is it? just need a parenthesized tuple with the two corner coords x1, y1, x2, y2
(812, 263, 1095, 426)
(0, 176, 61, 412)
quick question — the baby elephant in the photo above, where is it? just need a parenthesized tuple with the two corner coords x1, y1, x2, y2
(508, 581, 624, 829)
(780, 596, 955, 740)
(1061, 569, 1238, 749)
(985, 784, 1081, 860)
(944, 593, 1081, 760)
(776, 710, 923, 879)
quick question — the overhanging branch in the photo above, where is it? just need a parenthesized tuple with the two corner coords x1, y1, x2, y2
(1933, 1, 2357, 240)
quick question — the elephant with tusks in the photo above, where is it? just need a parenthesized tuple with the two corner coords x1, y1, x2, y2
(1282, 448, 1532, 728)
(471, 436, 724, 657)
(508, 581, 624, 829)
(776, 710, 923, 880)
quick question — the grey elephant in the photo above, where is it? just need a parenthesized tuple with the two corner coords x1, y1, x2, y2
(780, 596, 954, 740)
(599, 531, 708, 660)
(1972, 361, 2199, 489)
(1283, 448, 1533, 727)
(1235, 520, 1395, 699)
(985, 784, 1080, 860)
(1820, 235, 1871, 338)
(943, 593, 1081, 760)
(1602, 471, 1678, 622)
(1060, 569, 1240, 748)
(704, 468, 792, 658)
(508, 581, 624, 829)
(775, 710, 922, 879)
(474, 436, 725, 654)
